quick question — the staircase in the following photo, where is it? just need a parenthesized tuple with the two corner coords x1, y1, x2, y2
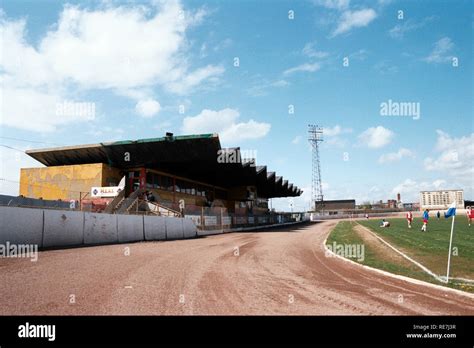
(103, 189, 125, 214)
(145, 201, 182, 217)
(116, 189, 144, 214)
(104, 189, 182, 216)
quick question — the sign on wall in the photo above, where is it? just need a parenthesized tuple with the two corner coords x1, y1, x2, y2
(91, 186, 123, 198)
(91, 176, 126, 198)
(186, 215, 202, 226)
(204, 216, 218, 226)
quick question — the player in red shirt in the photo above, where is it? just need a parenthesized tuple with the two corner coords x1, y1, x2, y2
(467, 206, 473, 227)
(406, 211, 413, 229)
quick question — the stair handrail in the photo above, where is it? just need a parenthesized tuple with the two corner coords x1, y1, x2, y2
(116, 188, 145, 214)
(103, 189, 125, 214)
(126, 196, 140, 213)
(142, 200, 182, 217)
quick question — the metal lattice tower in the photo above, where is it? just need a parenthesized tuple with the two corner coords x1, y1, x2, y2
(308, 125, 324, 211)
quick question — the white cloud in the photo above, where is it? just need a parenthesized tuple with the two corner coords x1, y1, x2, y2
(167, 64, 225, 95)
(272, 184, 311, 211)
(424, 130, 474, 179)
(323, 125, 353, 148)
(247, 79, 289, 97)
(37, 2, 213, 90)
(432, 179, 447, 189)
(312, 0, 350, 10)
(348, 49, 368, 61)
(86, 126, 124, 140)
(0, 1, 224, 132)
(358, 126, 394, 148)
(324, 125, 353, 137)
(391, 178, 450, 203)
(325, 137, 347, 148)
(389, 131, 473, 203)
(283, 42, 327, 79)
(378, 148, 414, 163)
(199, 42, 208, 58)
(389, 16, 436, 39)
(135, 99, 161, 118)
(0, 145, 43, 196)
(181, 108, 270, 144)
(302, 42, 329, 59)
(153, 120, 173, 132)
(271, 80, 290, 87)
(332, 9, 377, 36)
(213, 38, 232, 51)
(292, 136, 302, 144)
(373, 60, 398, 74)
(220, 120, 271, 143)
(284, 62, 321, 75)
(423, 37, 455, 63)
(0, 86, 97, 132)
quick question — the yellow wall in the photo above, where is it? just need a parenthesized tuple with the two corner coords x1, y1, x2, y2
(101, 165, 123, 187)
(20, 163, 121, 201)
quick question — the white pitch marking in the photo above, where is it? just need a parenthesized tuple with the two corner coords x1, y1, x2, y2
(322, 226, 474, 299)
(356, 223, 474, 284)
(356, 223, 445, 282)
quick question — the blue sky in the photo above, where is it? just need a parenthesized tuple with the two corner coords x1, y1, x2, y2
(0, 0, 473, 211)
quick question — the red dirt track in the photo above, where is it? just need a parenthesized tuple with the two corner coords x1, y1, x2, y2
(1, 221, 473, 315)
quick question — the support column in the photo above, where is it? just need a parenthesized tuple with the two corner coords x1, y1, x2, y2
(139, 168, 146, 190)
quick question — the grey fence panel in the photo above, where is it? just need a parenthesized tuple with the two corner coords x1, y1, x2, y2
(165, 216, 184, 240)
(182, 218, 197, 238)
(84, 212, 118, 245)
(143, 215, 167, 241)
(43, 210, 84, 247)
(1, 206, 307, 250)
(0, 206, 44, 247)
(117, 214, 144, 243)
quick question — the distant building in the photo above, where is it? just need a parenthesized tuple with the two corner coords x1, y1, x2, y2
(419, 190, 464, 211)
(402, 203, 418, 211)
(387, 199, 397, 209)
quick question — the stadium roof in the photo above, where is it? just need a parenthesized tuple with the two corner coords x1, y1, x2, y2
(25, 133, 302, 198)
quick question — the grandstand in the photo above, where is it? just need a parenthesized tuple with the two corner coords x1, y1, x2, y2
(18, 133, 302, 227)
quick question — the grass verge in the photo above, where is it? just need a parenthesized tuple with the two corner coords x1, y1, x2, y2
(326, 220, 474, 293)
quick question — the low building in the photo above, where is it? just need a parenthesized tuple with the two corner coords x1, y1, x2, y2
(419, 190, 464, 211)
(321, 199, 356, 211)
(402, 202, 418, 211)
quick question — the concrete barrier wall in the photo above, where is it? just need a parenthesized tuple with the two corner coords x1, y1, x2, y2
(0, 206, 304, 250)
(0, 206, 44, 246)
(43, 210, 84, 247)
(183, 218, 197, 239)
(84, 212, 118, 245)
(0, 206, 197, 248)
(165, 216, 184, 240)
(144, 215, 167, 241)
(118, 214, 144, 243)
